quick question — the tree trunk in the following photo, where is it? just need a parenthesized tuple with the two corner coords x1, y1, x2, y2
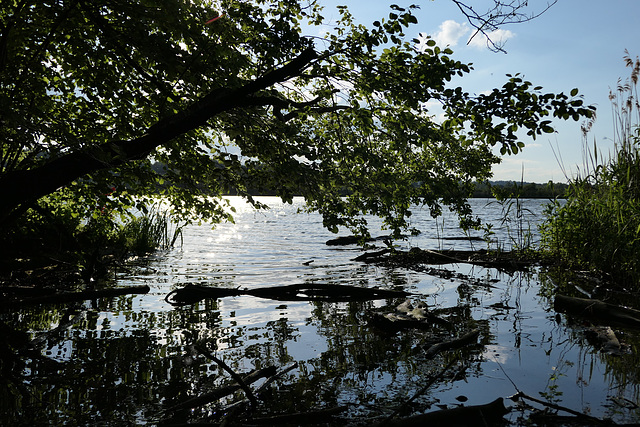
(0, 48, 318, 225)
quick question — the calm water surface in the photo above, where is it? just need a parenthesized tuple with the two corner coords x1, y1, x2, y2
(4, 197, 640, 425)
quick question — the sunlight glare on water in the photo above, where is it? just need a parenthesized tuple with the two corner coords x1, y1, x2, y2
(9, 196, 640, 425)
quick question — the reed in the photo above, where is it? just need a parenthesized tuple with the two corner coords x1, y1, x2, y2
(540, 52, 640, 287)
(119, 204, 184, 255)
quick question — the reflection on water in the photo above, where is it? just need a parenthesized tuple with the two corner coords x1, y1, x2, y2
(2, 197, 640, 425)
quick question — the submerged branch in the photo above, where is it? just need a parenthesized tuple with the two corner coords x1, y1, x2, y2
(382, 397, 509, 427)
(195, 344, 259, 408)
(3, 284, 150, 306)
(554, 294, 640, 328)
(424, 329, 481, 358)
(511, 391, 610, 425)
(165, 366, 277, 412)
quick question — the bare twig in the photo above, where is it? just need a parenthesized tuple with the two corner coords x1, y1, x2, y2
(254, 362, 299, 395)
(451, 0, 558, 53)
(195, 343, 258, 408)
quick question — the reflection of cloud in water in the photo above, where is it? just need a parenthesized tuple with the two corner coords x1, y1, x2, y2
(483, 344, 511, 365)
(219, 298, 313, 327)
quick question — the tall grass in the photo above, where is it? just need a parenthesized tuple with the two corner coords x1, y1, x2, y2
(540, 52, 640, 287)
(119, 205, 184, 255)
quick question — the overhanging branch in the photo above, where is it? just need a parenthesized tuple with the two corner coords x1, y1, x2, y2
(0, 47, 319, 222)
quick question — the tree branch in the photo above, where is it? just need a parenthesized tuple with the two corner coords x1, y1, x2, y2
(452, 0, 558, 53)
(0, 47, 318, 223)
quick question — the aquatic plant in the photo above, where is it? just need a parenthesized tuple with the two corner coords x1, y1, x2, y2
(119, 204, 184, 255)
(540, 52, 640, 288)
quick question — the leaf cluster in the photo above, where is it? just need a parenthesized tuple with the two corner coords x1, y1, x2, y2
(0, 0, 595, 241)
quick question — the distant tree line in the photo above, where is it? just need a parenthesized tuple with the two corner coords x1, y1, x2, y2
(473, 180, 569, 199)
(151, 162, 568, 199)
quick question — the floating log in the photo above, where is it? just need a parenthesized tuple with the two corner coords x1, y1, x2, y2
(326, 235, 374, 246)
(326, 234, 394, 246)
(165, 284, 244, 305)
(425, 329, 481, 358)
(353, 249, 391, 262)
(5, 285, 150, 306)
(381, 397, 509, 427)
(166, 283, 411, 306)
(554, 294, 640, 328)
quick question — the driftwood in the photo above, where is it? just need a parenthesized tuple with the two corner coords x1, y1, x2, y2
(382, 397, 509, 427)
(165, 283, 411, 306)
(326, 234, 392, 246)
(425, 329, 481, 358)
(196, 344, 259, 407)
(554, 294, 640, 328)
(368, 300, 453, 332)
(4, 284, 150, 306)
(353, 249, 391, 262)
(357, 247, 538, 273)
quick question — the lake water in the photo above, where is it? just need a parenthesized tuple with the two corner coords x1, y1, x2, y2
(3, 197, 640, 425)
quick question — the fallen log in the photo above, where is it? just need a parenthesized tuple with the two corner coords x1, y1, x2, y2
(425, 329, 481, 358)
(554, 294, 640, 328)
(5, 285, 150, 306)
(166, 283, 411, 306)
(381, 397, 509, 427)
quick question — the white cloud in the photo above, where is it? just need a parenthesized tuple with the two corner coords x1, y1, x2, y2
(417, 21, 516, 52)
(434, 20, 469, 47)
(468, 28, 516, 49)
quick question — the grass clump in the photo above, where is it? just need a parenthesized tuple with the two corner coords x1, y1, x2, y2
(540, 52, 640, 288)
(0, 198, 183, 286)
(119, 205, 184, 255)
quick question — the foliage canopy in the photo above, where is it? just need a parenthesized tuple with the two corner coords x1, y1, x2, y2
(0, 0, 595, 239)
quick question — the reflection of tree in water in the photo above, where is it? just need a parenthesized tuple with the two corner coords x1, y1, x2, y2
(1, 279, 494, 425)
(265, 298, 491, 420)
(535, 269, 640, 422)
(0, 296, 230, 425)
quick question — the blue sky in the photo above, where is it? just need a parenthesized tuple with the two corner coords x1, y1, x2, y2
(315, 0, 640, 183)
